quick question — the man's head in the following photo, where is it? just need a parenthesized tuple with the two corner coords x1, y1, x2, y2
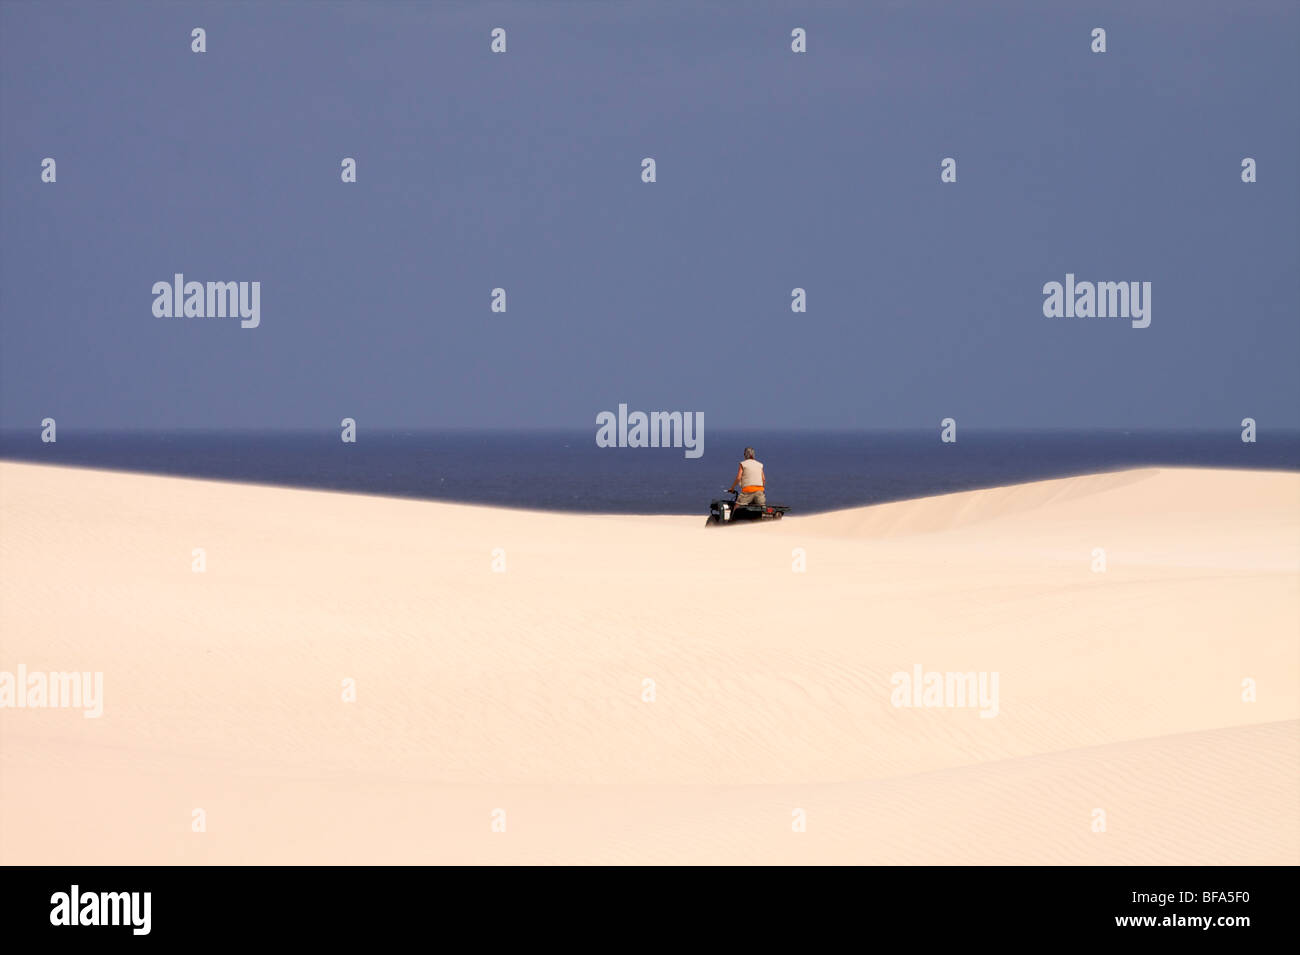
(743, 447, 755, 460)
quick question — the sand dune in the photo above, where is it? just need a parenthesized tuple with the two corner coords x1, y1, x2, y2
(1, 462, 1297, 864)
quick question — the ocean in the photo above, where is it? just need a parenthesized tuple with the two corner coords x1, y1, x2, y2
(2, 430, 1297, 515)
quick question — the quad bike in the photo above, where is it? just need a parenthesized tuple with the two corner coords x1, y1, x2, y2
(705, 488, 790, 527)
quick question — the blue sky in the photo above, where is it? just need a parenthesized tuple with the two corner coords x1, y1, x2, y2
(2, 0, 1296, 430)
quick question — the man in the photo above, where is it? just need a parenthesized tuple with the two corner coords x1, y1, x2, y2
(727, 447, 766, 507)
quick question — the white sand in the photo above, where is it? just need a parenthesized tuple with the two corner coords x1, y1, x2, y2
(1, 461, 1296, 864)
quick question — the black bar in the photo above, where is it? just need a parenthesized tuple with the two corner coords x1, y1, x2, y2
(6, 865, 1290, 942)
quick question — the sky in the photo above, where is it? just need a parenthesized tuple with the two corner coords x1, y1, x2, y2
(2, 0, 1297, 431)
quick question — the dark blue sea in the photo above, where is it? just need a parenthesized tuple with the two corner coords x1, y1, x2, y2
(2, 430, 1297, 515)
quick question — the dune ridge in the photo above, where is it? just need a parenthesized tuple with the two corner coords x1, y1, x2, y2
(1, 462, 1296, 864)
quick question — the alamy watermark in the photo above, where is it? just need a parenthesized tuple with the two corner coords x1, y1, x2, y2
(595, 404, 703, 458)
(891, 664, 1000, 718)
(1042, 273, 1151, 328)
(152, 273, 260, 328)
(50, 885, 150, 935)
(0, 664, 103, 718)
